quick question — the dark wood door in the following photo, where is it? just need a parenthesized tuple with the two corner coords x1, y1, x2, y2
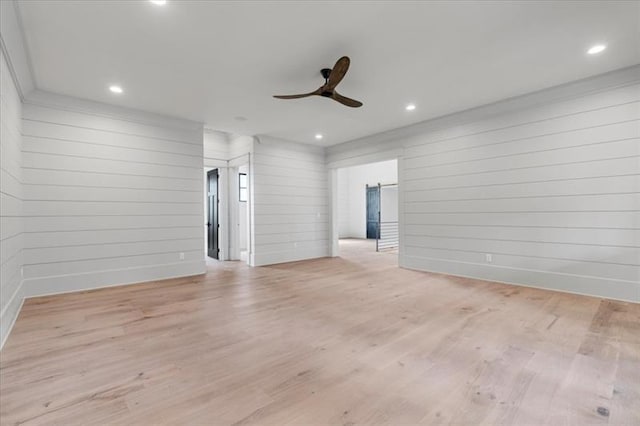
(207, 169, 219, 259)
(366, 186, 380, 239)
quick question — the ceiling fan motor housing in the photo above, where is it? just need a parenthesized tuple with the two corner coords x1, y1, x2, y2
(321, 68, 332, 80)
(320, 68, 333, 96)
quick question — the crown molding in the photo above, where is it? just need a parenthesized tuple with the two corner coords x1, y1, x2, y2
(24, 89, 204, 133)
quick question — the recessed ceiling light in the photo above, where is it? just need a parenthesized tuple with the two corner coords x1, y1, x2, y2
(587, 44, 606, 55)
(405, 103, 416, 111)
(315, 134, 323, 140)
(234, 116, 247, 122)
(109, 85, 123, 94)
(149, 0, 167, 5)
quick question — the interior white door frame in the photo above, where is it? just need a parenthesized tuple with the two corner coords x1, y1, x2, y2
(229, 154, 252, 265)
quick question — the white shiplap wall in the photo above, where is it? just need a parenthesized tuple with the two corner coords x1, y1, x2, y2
(20, 91, 205, 296)
(328, 66, 640, 302)
(228, 134, 254, 161)
(204, 129, 229, 168)
(252, 136, 329, 266)
(0, 49, 25, 346)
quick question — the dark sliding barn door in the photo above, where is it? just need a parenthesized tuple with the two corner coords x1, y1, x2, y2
(366, 185, 380, 239)
(207, 169, 219, 259)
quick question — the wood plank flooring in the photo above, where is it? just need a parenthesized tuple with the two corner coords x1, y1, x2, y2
(1, 239, 638, 425)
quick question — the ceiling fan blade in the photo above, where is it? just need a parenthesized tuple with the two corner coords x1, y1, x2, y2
(273, 88, 321, 99)
(325, 56, 350, 90)
(332, 91, 363, 108)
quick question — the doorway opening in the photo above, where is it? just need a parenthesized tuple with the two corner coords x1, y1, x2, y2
(203, 160, 252, 265)
(226, 158, 251, 265)
(334, 159, 398, 263)
(206, 169, 220, 259)
(237, 165, 249, 262)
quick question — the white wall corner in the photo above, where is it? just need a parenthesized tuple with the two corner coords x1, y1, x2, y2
(0, 0, 35, 98)
(329, 168, 339, 257)
(397, 156, 406, 262)
(0, 279, 25, 350)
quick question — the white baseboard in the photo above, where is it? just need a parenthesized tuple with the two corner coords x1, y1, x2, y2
(252, 247, 331, 267)
(22, 260, 206, 298)
(0, 261, 206, 349)
(401, 255, 640, 303)
(3, 254, 635, 351)
(0, 279, 25, 350)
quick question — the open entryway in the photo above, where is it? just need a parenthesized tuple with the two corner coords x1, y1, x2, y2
(203, 154, 252, 266)
(237, 164, 249, 262)
(333, 159, 399, 263)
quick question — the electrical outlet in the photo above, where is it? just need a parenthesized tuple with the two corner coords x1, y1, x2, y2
(179, 252, 185, 260)
(485, 254, 492, 263)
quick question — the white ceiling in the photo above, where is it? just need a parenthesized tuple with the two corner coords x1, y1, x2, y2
(18, 1, 640, 146)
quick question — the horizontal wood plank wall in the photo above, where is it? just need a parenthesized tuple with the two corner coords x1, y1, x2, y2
(327, 66, 640, 302)
(228, 135, 254, 161)
(20, 91, 206, 297)
(0, 49, 25, 347)
(203, 129, 228, 168)
(252, 137, 330, 266)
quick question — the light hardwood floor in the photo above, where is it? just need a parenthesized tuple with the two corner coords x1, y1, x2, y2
(1, 239, 638, 425)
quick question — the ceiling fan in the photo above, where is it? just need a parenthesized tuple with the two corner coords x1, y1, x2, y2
(273, 56, 363, 108)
